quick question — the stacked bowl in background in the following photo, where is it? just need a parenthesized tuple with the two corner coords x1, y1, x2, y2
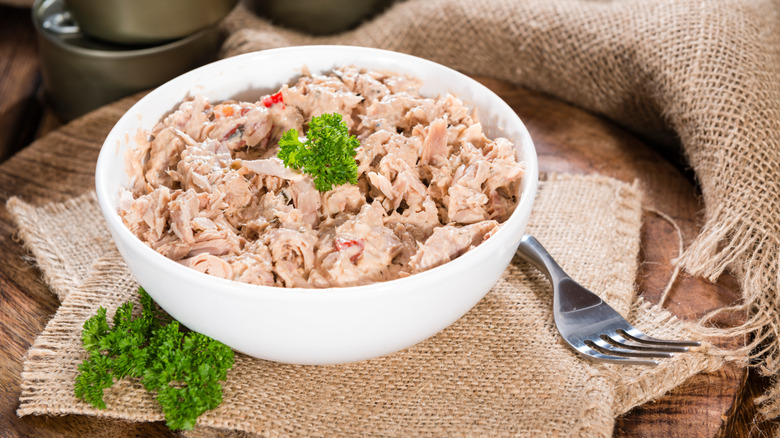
(33, 0, 238, 120)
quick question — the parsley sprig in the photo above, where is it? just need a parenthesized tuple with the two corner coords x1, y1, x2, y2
(74, 288, 234, 430)
(278, 112, 359, 192)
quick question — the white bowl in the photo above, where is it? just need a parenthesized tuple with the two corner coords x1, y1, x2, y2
(95, 46, 538, 365)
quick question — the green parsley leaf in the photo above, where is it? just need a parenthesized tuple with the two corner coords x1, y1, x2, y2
(278, 112, 360, 192)
(74, 288, 234, 430)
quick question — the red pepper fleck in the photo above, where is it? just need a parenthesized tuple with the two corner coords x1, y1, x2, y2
(262, 91, 284, 108)
(334, 236, 364, 263)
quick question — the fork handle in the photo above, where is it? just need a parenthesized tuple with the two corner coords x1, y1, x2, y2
(515, 235, 570, 284)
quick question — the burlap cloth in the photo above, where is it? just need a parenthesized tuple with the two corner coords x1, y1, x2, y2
(216, 0, 780, 422)
(9, 174, 724, 436)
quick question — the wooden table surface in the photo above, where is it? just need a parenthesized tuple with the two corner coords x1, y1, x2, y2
(0, 3, 773, 436)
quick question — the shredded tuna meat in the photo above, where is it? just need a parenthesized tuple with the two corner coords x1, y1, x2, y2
(119, 67, 525, 288)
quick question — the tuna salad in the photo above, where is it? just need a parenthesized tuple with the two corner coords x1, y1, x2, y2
(119, 67, 525, 288)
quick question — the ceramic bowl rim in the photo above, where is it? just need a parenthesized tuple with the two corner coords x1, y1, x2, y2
(94, 45, 539, 302)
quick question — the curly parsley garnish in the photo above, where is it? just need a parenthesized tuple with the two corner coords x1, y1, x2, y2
(74, 288, 234, 431)
(278, 112, 359, 192)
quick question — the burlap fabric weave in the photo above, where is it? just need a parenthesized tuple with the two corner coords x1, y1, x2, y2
(219, 0, 780, 419)
(9, 174, 723, 437)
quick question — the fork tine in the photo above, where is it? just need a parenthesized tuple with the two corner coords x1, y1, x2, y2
(586, 339, 674, 359)
(577, 344, 659, 366)
(618, 328, 701, 348)
(602, 334, 691, 353)
(516, 235, 700, 366)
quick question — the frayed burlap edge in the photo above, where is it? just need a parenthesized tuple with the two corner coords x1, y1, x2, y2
(676, 209, 780, 419)
(181, 296, 731, 438)
(610, 298, 731, 416)
(9, 174, 626, 437)
(220, 0, 780, 418)
(7, 173, 732, 437)
(7, 192, 113, 301)
(16, 256, 164, 422)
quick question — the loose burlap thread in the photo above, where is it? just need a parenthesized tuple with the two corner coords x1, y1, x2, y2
(9, 174, 724, 437)
(218, 0, 780, 419)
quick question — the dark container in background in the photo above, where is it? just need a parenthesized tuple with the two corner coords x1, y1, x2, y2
(33, 0, 225, 121)
(64, 0, 238, 45)
(250, 0, 398, 35)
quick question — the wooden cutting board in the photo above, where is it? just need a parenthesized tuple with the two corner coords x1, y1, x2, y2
(0, 80, 747, 437)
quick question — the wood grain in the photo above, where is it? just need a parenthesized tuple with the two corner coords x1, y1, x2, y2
(0, 5, 44, 161)
(0, 78, 749, 436)
(0, 96, 176, 437)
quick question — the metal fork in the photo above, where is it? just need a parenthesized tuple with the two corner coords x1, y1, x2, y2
(516, 235, 700, 365)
